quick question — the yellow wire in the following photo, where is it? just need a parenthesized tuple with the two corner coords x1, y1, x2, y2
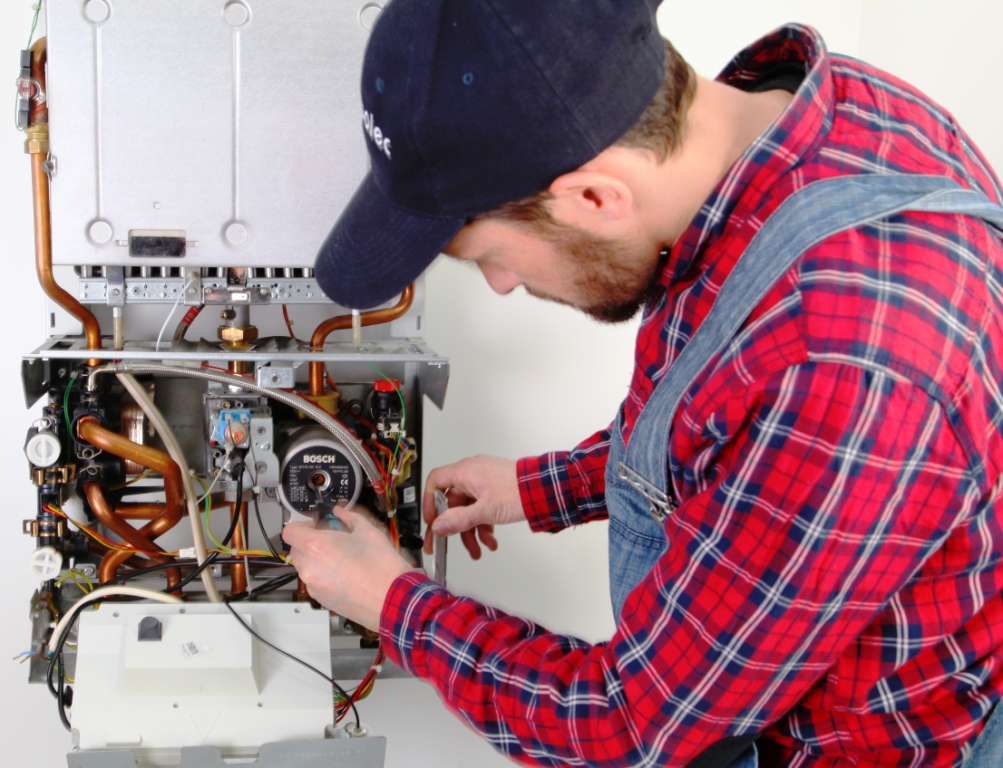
(109, 468, 158, 490)
(55, 570, 94, 593)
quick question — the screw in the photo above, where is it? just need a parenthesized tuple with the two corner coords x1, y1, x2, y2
(255, 462, 267, 474)
(57, 368, 66, 378)
(188, 288, 197, 295)
(111, 288, 121, 296)
(270, 374, 282, 384)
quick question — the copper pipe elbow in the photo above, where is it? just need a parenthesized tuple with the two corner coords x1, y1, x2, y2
(308, 283, 414, 396)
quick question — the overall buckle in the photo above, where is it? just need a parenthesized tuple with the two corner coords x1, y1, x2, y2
(617, 462, 678, 522)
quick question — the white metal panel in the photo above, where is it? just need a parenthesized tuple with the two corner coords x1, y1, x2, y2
(46, 0, 376, 267)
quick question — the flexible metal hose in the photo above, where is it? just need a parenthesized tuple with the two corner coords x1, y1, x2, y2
(88, 363, 389, 510)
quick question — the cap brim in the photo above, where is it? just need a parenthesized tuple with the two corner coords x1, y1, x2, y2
(315, 173, 464, 309)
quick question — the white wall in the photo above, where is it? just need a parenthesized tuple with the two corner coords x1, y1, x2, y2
(2, 2, 1001, 766)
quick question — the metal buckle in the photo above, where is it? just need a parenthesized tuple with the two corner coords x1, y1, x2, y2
(616, 462, 677, 522)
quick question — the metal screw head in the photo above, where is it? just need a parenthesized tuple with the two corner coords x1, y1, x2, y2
(255, 462, 267, 474)
(111, 288, 121, 296)
(256, 426, 266, 435)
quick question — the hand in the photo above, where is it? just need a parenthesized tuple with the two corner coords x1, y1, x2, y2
(282, 506, 413, 632)
(422, 455, 525, 560)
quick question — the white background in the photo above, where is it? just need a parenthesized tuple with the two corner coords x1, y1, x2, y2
(1, 1, 1001, 765)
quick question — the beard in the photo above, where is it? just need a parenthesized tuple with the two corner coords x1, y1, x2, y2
(525, 226, 667, 324)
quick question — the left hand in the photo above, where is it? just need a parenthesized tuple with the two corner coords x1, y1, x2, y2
(282, 506, 414, 632)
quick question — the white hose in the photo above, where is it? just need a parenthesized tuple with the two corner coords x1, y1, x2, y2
(116, 373, 222, 603)
(47, 586, 183, 655)
(89, 363, 388, 509)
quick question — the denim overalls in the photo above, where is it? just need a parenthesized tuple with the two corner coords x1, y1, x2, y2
(602, 174, 1003, 767)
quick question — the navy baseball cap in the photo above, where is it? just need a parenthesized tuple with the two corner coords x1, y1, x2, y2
(315, 0, 665, 309)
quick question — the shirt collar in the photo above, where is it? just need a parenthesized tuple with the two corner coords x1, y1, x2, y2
(661, 24, 835, 287)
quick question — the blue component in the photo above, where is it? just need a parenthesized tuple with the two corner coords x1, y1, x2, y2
(213, 409, 254, 447)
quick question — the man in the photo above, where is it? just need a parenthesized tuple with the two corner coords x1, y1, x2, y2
(283, 1, 1003, 765)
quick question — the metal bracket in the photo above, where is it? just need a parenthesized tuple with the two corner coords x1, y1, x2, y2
(23, 519, 66, 537)
(203, 285, 271, 305)
(105, 267, 125, 307)
(183, 269, 202, 307)
(255, 366, 294, 389)
(31, 465, 76, 486)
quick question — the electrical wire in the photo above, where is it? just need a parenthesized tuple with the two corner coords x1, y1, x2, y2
(282, 304, 299, 341)
(47, 586, 183, 659)
(109, 468, 157, 489)
(89, 364, 389, 509)
(26, 0, 42, 49)
(220, 600, 361, 729)
(154, 276, 196, 351)
(253, 493, 283, 560)
(116, 373, 221, 602)
(62, 372, 76, 436)
(45, 588, 183, 731)
(172, 304, 203, 343)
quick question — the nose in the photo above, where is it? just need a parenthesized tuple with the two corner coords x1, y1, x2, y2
(477, 262, 521, 295)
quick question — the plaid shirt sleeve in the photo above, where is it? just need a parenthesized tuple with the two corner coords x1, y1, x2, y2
(517, 426, 613, 533)
(380, 361, 978, 767)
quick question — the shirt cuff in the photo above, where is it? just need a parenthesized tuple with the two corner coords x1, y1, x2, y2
(517, 452, 582, 533)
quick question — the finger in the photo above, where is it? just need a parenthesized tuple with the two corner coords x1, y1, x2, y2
(281, 521, 315, 547)
(446, 487, 472, 507)
(477, 524, 499, 552)
(423, 522, 434, 556)
(330, 506, 357, 532)
(422, 485, 441, 526)
(460, 528, 482, 560)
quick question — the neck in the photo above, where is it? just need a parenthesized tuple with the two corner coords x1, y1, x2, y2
(646, 76, 793, 246)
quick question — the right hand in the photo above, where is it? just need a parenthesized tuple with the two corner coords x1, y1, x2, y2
(422, 455, 524, 560)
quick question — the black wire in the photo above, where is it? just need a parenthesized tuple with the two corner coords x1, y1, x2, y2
(253, 493, 282, 560)
(219, 460, 245, 548)
(221, 599, 361, 729)
(93, 556, 288, 588)
(228, 571, 298, 601)
(165, 456, 247, 592)
(56, 653, 71, 731)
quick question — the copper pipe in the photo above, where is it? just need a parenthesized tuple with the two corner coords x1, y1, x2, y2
(115, 502, 169, 520)
(308, 284, 414, 396)
(27, 38, 102, 356)
(297, 578, 311, 602)
(79, 416, 184, 589)
(87, 484, 180, 589)
(31, 154, 102, 353)
(28, 38, 47, 126)
(229, 502, 248, 595)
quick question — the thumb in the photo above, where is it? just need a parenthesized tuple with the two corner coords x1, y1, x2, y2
(431, 503, 480, 537)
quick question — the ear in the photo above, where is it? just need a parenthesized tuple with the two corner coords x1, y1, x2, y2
(547, 170, 634, 229)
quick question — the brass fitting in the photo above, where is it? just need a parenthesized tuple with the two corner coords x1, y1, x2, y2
(218, 325, 259, 345)
(24, 123, 49, 155)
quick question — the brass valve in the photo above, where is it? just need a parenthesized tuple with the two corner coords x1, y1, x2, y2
(24, 123, 49, 155)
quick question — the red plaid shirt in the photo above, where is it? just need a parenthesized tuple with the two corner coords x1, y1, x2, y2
(380, 25, 1003, 767)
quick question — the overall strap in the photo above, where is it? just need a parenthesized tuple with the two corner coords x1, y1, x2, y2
(620, 174, 1003, 513)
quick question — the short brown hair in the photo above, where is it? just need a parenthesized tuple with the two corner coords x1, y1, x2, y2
(472, 38, 696, 232)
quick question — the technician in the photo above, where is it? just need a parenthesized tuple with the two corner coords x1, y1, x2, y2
(283, 1, 1003, 766)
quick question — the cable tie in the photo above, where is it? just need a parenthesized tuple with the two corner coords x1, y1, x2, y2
(371, 664, 383, 674)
